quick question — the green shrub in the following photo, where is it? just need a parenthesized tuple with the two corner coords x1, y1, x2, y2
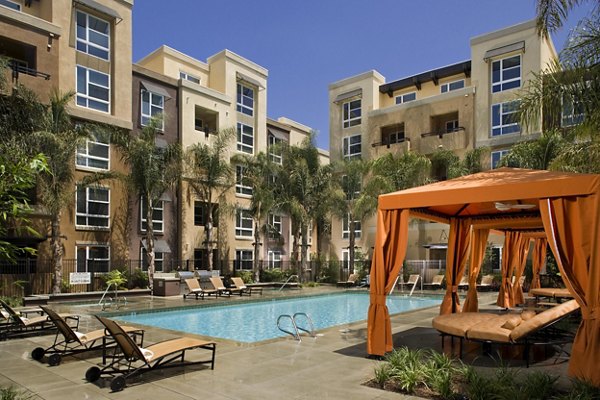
(0, 296, 22, 308)
(304, 281, 319, 287)
(124, 268, 148, 289)
(101, 269, 128, 290)
(235, 270, 254, 284)
(553, 379, 600, 400)
(0, 386, 34, 400)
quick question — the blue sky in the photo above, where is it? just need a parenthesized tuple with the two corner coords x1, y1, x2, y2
(132, 1, 593, 150)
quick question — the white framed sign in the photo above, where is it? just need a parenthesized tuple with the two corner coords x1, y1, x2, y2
(69, 272, 91, 285)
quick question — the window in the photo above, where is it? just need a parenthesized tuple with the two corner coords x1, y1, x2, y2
(237, 83, 254, 116)
(395, 92, 416, 104)
(235, 249, 253, 270)
(194, 201, 218, 227)
(441, 80, 465, 93)
(76, 185, 109, 228)
(267, 251, 282, 269)
(140, 199, 164, 233)
(268, 134, 283, 164)
(76, 10, 110, 60)
(76, 244, 109, 272)
(269, 213, 282, 239)
(491, 150, 509, 169)
(237, 123, 254, 154)
(0, 0, 20, 11)
(562, 95, 584, 127)
(491, 100, 520, 136)
(141, 89, 164, 130)
(381, 123, 405, 146)
(342, 99, 361, 128)
(180, 71, 200, 84)
(445, 119, 459, 133)
(342, 249, 350, 270)
(343, 134, 361, 160)
(236, 165, 252, 196)
(342, 213, 361, 239)
(235, 209, 253, 238)
(492, 55, 521, 93)
(140, 247, 163, 272)
(76, 65, 110, 112)
(76, 131, 109, 170)
(342, 175, 361, 201)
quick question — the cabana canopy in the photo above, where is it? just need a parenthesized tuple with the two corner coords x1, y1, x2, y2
(368, 168, 600, 385)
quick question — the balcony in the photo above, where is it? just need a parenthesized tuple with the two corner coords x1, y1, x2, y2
(194, 105, 218, 137)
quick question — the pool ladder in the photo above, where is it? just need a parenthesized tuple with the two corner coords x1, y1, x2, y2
(277, 312, 316, 341)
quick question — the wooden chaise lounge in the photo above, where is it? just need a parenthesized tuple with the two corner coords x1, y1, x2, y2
(432, 299, 580, 366)
(231, 277, 262, 296)
(529, 287, 573, 303)
(337, 273, 359, 287)
(182, 278, 219, 300)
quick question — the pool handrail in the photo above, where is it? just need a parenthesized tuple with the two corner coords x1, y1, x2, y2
(278, 275, 299, 292)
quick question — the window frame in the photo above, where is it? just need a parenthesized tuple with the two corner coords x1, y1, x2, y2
(445, 119, 459, 133)
(491, 149, 509, 169)
(342, 99, 361, 128)
(491, 54, 521, 93)
(441, 79, 465, 93)
(0, 0, 20, 11)
(491, 100, 521, 136)
(141, 88, 165, 131)
(76, 131, 110, 171)
(343, 134, 361, 160)
(342, 213, 361, 239)
(236, 83, 254, 116)
(179, 71, 200, 84)
(237, 122, 254, 154)
(76, 243, 110, 273)
(235, 209, 254, 238)
(140, 246, 164, 272)
(140, 198, 164, 233)
(76, 65, 110, 113)
(194, 201, 218, 227)
(562, 94, 585, 127)
(76, 185, 110, 229)
(269, 213, 282, 239)
(235, 249, 253, 270)
(267, 250, 282, 269)
(395, 92, 416, 104)
(75, 10, 110, 61)
(236, 165, 253, 196)
(268, 134, 283, 164)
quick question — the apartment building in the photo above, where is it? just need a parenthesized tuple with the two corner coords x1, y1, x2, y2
(328, 20, 557, 265)
(0, 0, 133, 279)
(137, 46, 322, 273)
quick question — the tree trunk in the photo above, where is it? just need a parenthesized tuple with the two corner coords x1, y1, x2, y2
(51, 213, 63, 294)
(349, 219, 356, 274)
(300, 223, 309, 283)
(205, 202, 214, 271)
(253, 221, 261, 282)
(146, 197, 155, 293)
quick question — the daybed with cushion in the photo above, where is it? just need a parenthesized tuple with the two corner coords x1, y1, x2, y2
(529, 287, 573, 302)
(432, 299, 580, 366)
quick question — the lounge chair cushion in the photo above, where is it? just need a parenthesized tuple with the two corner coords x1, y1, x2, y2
(521, 310, 537, 321)
(466, 315, 514, 343)
(432, 312, 498, 337)
(501, 314, 523, 330)
(510, 299, 579, 341)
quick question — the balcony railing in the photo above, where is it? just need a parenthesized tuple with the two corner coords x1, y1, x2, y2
(7, 61, 51, 81)
(371, 137, 410, 148)
(420, 126, 465, 139)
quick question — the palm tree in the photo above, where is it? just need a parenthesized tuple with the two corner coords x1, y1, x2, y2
(183, 128, 235, 271)
(277, 134, 334, 281)
(331, 159, 378, 274)
(499, 130, 566, 169)
(232, 151, 278, 281)
(32, 90, 90, 294)
(370, 151, 431, 192)
(113, 118, 181, 292)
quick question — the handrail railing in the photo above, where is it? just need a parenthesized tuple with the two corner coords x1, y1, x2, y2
(276, 313, 316, 341)
(278, 274, 298, 292)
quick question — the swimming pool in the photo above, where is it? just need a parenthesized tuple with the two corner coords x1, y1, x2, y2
(113, 293, 441, 343)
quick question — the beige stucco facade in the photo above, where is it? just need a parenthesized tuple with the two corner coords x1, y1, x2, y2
(328, 20, 557, 268)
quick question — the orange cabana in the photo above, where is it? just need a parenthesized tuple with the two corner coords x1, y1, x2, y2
(368, 168, 600, 386)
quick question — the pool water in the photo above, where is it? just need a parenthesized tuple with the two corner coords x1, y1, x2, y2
(114, 293, 441, 343)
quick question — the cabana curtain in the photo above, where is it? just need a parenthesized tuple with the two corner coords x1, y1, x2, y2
(497, 232, 520, 308)
(367, 209, 409, 356)
(530, 238, 547, 290)
(541, 195, 600, 386)
(440, 218, 472, 315)
(512, 235, 531, 305)
(462, 229, 490, 313)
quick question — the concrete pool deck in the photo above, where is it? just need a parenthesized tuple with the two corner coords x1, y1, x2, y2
(0, 287, 572, 399)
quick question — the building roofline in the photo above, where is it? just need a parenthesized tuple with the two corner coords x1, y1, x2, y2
(136, 45, 210, 72)
(132, 64, 178, 87)
(329, 70, 386, 90)
(379, 60, 471, 95)
(207, 49, 268, 78)
(470, 19, 538, 46)
(276, 117, 312, 133)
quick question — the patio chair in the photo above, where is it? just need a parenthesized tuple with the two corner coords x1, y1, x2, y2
(477, 274, 495, 291)
(458, 275, 469, 290)
(31, 306, 144, 366)
(402, 274, 420, 295)
(423, 274, 444, 290)
(85, 316, 216, 392)
(0, 299, 79, 339)
(433, 299, 580, 366)
(231, 277, 262, 296)
(209, 276, 240, 296)
(337, 273, 359, 287)
(182, 278, 218, 300)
